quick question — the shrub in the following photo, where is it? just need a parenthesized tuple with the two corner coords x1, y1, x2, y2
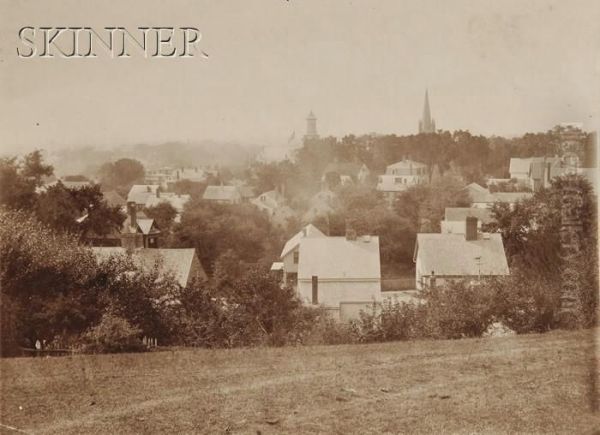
(81, 312, 145, 353)
(301, 308, 358, 345)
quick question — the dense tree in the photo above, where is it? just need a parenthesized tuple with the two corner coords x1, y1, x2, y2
(97, 158, 145, 196)
(395, 175, 470, 233)
(144, 202, 178, 232)
(172, 200, 277, 275)
(36, 183, 125, 238)
(21, 150, 54, 186)
(0, 157, 37, 210)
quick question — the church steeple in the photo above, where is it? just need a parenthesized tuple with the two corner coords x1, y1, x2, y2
(304, 110, 319, 140)
(419, 90, 436, 133)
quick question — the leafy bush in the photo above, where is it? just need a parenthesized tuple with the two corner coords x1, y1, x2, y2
(81, 312, 145, 353)
(354, 280, 496, 343)
(300, 308, 358, 345)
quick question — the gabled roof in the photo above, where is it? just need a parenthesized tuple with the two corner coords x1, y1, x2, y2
(103, 190, 126, 208)
(252, 190, 285, 210)
(465, 183, 495, 204)
(414, 233, 509, 277)
(145, 193, 190, 213)
(202, 185, 241, 201)
(444, 207, 495, 224)
(509, 158, 532, 174)
(127, 185, 159, 204)
(281, 224, 326, 258)
(297, 236, 381, 281)
(137, 218, 158, 235)
(91, 247, 203, 287)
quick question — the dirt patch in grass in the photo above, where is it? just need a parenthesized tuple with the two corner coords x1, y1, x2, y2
(1, 329, 598, 434)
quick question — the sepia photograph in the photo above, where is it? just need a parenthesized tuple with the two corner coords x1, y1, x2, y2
(0, 1, 599, 433)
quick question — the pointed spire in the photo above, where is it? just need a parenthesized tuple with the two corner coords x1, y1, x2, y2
(419, 89, 435, 133)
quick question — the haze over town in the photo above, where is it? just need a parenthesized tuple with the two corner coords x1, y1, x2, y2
(1, 0, 599, 155)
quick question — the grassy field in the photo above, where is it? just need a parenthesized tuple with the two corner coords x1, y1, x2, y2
(1, 329, 599, 434)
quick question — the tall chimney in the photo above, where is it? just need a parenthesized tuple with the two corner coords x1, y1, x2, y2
(127, 201, 137, 231)
(465, 216, 478, 241)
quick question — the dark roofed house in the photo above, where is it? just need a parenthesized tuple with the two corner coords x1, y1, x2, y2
(91, 247, 207, 287)
(414, 217, 509, 290)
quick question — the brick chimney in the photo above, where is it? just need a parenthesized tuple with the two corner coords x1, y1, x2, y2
(127, 201, 137, 231)
(465, 216, 478, 241)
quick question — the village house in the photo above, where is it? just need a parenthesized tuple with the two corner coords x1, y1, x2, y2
(145, 166, 211, 189)
(251, 189, 294, 228)
(202, 185, 242, 204)
(85, 201, 159, 248)
(102, 190, 127, 211)
(279, 224, 326, 287)
(121, 202, 161, 248)
(413, 217, 510, 290)
(92, 247, 206, 287)
(376, 159, 428, 203)
(321, 161, 370, 188)
(127, 185, 160, 210)
(465, 182, 533, 209)
(509, 156, 563, 191)
(277, 224, 382, 321)
(90, 200, 207, 286)
(144, 191, 191, 223)
(441, 207, 495, 234)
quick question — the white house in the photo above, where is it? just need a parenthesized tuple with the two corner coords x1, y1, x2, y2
(465, 182, 533, 209)
(277, 224, 382, 321)
(127, 185, 160, 210)
(413, 217, 509, 290)
(441, 207, 494, 234)
(251, 190, 294, 228)
(509, 156, 564, 191)
(279, 224, 326, 287)
(377, 159, 428, 204)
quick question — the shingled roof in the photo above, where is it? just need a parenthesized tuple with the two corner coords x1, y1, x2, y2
(414, 233, 509, 277)
(91, 247, 205, 287)
(281, 224, 326, 258)
(202, 185, 241, 202)
(127, 185, 159, 205)
(298, 236, 381, 281)
(445, 207, 495, 224)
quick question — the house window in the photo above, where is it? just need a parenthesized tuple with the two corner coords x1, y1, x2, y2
(293, 251, 299, 264)
(286, 272, 298, 286)
(395, 177, 401, 184)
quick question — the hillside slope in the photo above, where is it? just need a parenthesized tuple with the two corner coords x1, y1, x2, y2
(1, 329, 598, 434)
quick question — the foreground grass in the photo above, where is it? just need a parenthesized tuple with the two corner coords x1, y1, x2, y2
(1, 329, 599, 434)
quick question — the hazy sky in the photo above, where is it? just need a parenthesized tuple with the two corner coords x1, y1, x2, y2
(1, 0, 599, 153)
